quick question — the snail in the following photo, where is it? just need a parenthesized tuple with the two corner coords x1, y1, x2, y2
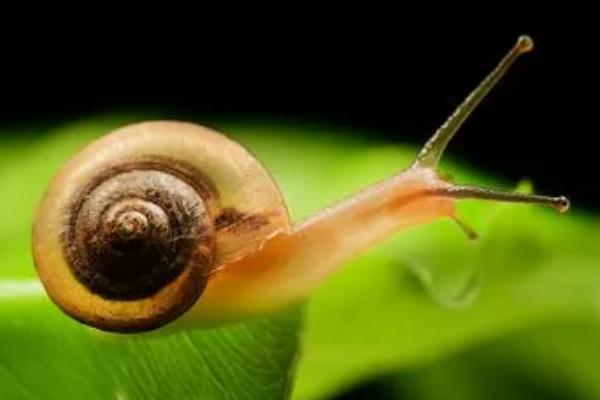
(32, 36, 569, 333)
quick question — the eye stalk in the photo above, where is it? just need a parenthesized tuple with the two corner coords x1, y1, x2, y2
(414, 35, 536, 169)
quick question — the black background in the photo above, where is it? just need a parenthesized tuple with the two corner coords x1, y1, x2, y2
(1, 13, 597, 210)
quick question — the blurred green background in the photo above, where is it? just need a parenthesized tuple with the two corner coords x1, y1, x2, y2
(1, 115, 599, 400)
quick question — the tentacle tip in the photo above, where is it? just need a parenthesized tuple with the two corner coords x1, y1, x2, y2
(517, 35, 534, 54)
(450, 216, 479, 241)
(552, 196, 570, 213)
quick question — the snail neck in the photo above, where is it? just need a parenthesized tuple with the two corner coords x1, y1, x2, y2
(188, 163, 566, 325)
(190, 167, 455, 321)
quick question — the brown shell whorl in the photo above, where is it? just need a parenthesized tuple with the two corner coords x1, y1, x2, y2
(65, 160, 216, 300)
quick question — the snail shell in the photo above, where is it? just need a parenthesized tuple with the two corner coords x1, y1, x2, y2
(33, 121, 291, 332)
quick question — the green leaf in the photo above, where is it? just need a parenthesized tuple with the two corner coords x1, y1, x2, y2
(2, 116, 599, 400)
(0, 293, 301, 400)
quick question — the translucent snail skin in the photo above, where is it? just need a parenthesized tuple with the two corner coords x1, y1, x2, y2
(32, 36, 569, 333)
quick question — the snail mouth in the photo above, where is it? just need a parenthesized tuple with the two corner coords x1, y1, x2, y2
(63, 157, 216, 300)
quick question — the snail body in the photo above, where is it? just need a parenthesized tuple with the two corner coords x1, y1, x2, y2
(33, 36, 569, 333)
